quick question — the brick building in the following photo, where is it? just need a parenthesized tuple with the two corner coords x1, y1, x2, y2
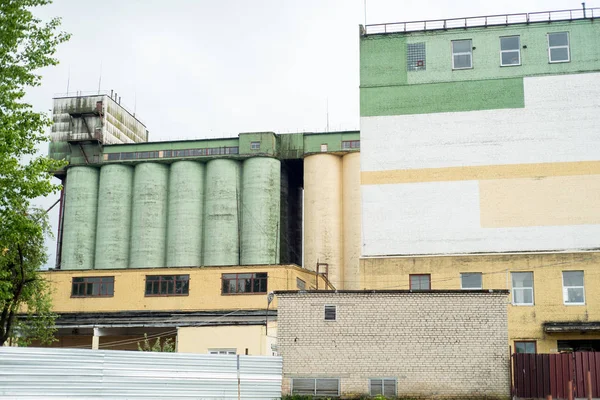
(276, 290, 510, 399)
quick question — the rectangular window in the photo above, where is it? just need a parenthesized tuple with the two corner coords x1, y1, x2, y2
(106, 153, 121, 161)
(250, 141, 260, 150)
(410, 274, 430, 290)
(145, 275, 189, 296)
(221, 273, 268, 294)
(511, 272, 534, 305)
(71, 277, 114, 297)
(292, 378, 340, 397)
(296, 277, 306, 290)
(500, 35, 521, 66)
(209, 348, 236, 355)
(324, 305, 337, 321)
(370, 378, 397, 397)
(548, 32, 570, 63)
(452, 39, 472, 69)
(407, 42, 426, 71)
(562, 271, 585, 305)
(515, 341, 536, 354)
(461, 272, 482, 290)
(341, 140, 360, 149)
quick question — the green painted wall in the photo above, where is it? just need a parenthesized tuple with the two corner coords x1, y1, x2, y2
(61, 167, 99, 270)
(361, 77, 524, 116)
(103, 138, 239, 154)
(166, 161, 204, 267)
(361, 20, 600, 87)
(278, 133, 304, 159)
(303, 131, 361, 154)
(95, 164, 133, 269)
(238, 132, 277, 155)
(241, 157, 281, 265)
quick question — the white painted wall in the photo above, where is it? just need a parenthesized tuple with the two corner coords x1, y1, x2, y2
(361, 73, 600, 256)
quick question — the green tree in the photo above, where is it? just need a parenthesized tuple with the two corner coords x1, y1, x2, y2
(0, 0, 70, 346)
(137, 333, 176, 352)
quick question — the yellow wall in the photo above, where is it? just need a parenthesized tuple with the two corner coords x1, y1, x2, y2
(42, 264, 326, 313)
(361, 252, 600, 353)
(177, 323, 277, 356)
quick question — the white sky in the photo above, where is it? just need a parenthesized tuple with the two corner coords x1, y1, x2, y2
(28, 0, 591, 267)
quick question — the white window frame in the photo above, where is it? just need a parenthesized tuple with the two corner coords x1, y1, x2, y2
(562, 271, 585, 305)
(511, 272, 534, 306)
(324, 304, 337, 321)
(500, 35, 521, 66)
(250, 141, 260, 150)
(452, 39, 473, 70)
(369, 378, 397, 397)
(208, 348, 236, 355)
(460, 272, 482, 290)
(547, 32, 570, 63)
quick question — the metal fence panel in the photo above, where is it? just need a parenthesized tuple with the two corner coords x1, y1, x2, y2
(0, 347, 282, 399)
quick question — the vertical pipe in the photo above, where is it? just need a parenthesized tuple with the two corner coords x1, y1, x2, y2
(586, 370, 592, 400)
(568, 380, 573, 400)
(55, 182, 66, 268)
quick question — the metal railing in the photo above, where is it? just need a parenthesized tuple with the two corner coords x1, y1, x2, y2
(364, 7, 599, 35)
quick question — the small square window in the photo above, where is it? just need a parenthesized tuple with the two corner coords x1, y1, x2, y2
(320, 144, 328, 152)
(461, 272, 482, 290)
(515, 341, 536, 354)
(324, 305, 336, 321)
(370, 378, 397, 397)
(562, 271, 585, 305)
(250, 141, 260, 150)
(548, 32, 570, 63)
(410, 274, 430, 290)
(500, 36, 521, 66)
(452, 39, 472, 69)
(511, 272, 534, 305)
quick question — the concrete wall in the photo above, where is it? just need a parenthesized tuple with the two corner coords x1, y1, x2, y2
(361, 72, 600, 256)
(177, 323, 277, 356)
(42, 265, 326, 313)
(360, 252, 600, 353)
(277, 291, 510, 399)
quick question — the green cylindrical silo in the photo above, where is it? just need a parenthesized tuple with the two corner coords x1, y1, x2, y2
(129, 163, 169, 268)
(241, 157, 281, 265)
(166, 161, 204, 267)
(61, 166, 99, 270)
(203, 159, 241, 266)
(94, 164, 133, 269)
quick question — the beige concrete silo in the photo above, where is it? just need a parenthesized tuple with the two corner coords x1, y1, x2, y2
(342, 152, 361, 289)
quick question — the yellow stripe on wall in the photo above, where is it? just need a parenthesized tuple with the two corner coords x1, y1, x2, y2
(361, 161, 600, 185)
(479, 175, 600, 228)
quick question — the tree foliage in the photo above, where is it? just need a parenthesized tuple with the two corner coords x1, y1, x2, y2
(137, 333, 176, 353)
(0, 0, 70, 346)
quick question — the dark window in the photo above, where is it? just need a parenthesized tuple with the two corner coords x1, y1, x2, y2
(122, 152, 135, 160)
(341, 140, 360, 149)
(163, 150, 172, 157)
(71, 276, 114, 297)
(324, 305, 336, 321)
(292, 378, 339, 397)
(515, 341, 537, 354)
(296, 277, 306, 290)
(221, 273, 268, 294)
(145, 275, 189, 296)
(557, 339, 600, 352)
(250, 141, 260, 150)
(106, 153, 121, 161)
(461, 272, 482, 290)
(370, 378, 397, 397)
(410, 274, 431, 290)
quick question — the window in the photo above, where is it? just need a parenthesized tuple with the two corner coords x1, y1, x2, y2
(296, 277, 306, 290)
(209, 348, 236, 355)
(410, 274, 430, 290)
(407, 42, 426, 71)
(341, 140, 360, 149)
(461, 272, 482, 290)
(511, 272, 534, 305)
(324, 305, 336, 321)
(370, 378, 397, 397)
(292, 378, 340, 397)
(515, 341, 536, 354)
(320, 144, 328, 152)
(500, 36, 521, 66)
(222, 273, 268, 294)
(548, 32, 570, 63)
(562, 271, 585, 305)
(250, 141, 260, 150)
(452, 39, 472, 69)
(145, 275, 189, 296)
(71, 277, 114, 297)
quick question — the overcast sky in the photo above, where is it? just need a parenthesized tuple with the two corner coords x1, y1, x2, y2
(29, 0, 590, 267)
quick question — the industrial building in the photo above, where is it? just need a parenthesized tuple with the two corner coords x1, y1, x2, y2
(360, 8, 600, 353)
(43, 92, 360, 352)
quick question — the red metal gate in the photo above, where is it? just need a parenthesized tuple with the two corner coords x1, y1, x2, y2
(513, 352, 600, 399)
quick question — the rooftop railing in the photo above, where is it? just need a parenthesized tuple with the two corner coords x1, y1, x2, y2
(364, 7, 599, 35)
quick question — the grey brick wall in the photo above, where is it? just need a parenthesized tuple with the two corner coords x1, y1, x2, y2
(277, 291, 510, 399)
